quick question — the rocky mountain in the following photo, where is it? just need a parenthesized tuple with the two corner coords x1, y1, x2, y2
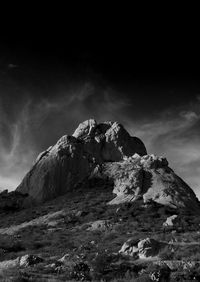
(0, 120, 200, 281)
(15, 119, 199, 212)
(16, 119, 199, 212)
(16, 119, 147, 203)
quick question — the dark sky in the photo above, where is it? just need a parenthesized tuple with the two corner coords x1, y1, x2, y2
(1, 28, 200, 197)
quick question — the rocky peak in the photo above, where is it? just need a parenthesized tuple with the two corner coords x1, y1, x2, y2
(16, 119, 147, 203)
(14, 119, 200, 211)
(73, 119, 147, 162)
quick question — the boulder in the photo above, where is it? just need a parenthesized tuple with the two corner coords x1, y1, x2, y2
(0, 255, 43, 272)
(17, 120, 147, 203)
(138, 238, 162, 259)
(72, 119, 97, 139)
(19, 254, 43, 267)
(163, 215, 179, 227)
(119, 237, 166, 259)
(87, 220, 112, 231)
(119, 238, 139, 258)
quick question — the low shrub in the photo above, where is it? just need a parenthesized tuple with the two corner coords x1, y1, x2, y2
(69, 262, 91, 281)
(0, 235, 25, 254)
(158, 246, 174, 260)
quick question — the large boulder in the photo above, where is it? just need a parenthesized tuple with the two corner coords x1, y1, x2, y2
(119, 237, 167, 259)
(138, 238, 163, 259)
(0, 254, 43, 273)
(163, 215, 179, 227)
(119, 238, 140, 258)
(94, 154, 200, 210)
(20, 254, 43, 267)
(17, 119, 146, 203)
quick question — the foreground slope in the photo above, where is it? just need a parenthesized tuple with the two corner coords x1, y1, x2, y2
(0, 182, 200, 281)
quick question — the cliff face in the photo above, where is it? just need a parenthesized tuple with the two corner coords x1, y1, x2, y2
(17, 119, 147, 203)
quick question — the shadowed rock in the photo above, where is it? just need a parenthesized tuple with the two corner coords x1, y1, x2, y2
(17, 135, 94, 203)
(20, 254, 43, 267)
(0, 190, 32, 213)
(119, 238, 140, 258)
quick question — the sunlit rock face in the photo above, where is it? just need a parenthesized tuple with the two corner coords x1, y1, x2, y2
(72, 119, 147, 162)
(94, 154, 200, 211)
(119, 237, 166, 259)
(17, 119, 147, 203)
(17, 135, 94, 203)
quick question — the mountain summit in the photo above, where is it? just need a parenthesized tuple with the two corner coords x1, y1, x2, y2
(16, 119, 199, 211)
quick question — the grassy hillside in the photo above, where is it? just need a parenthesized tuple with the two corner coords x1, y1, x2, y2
(0, 178, 200, 281)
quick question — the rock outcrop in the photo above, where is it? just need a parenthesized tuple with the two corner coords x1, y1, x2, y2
(16, 119, 146, 203)
(87, 220, 112, 231)
(20, 254, 43, 267)
(119, 238, 140, 258)
(119, 237, 167, 259)
(138, 238, 165, 259)
(163, 215, 179, 227)
(0, 254, 43, 273)
(93, 154, 200, 211)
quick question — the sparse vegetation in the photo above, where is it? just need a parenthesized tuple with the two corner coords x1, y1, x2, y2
(0, 185, 200, 281)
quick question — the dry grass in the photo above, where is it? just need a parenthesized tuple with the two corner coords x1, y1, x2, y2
(0, 180, 200, 281)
